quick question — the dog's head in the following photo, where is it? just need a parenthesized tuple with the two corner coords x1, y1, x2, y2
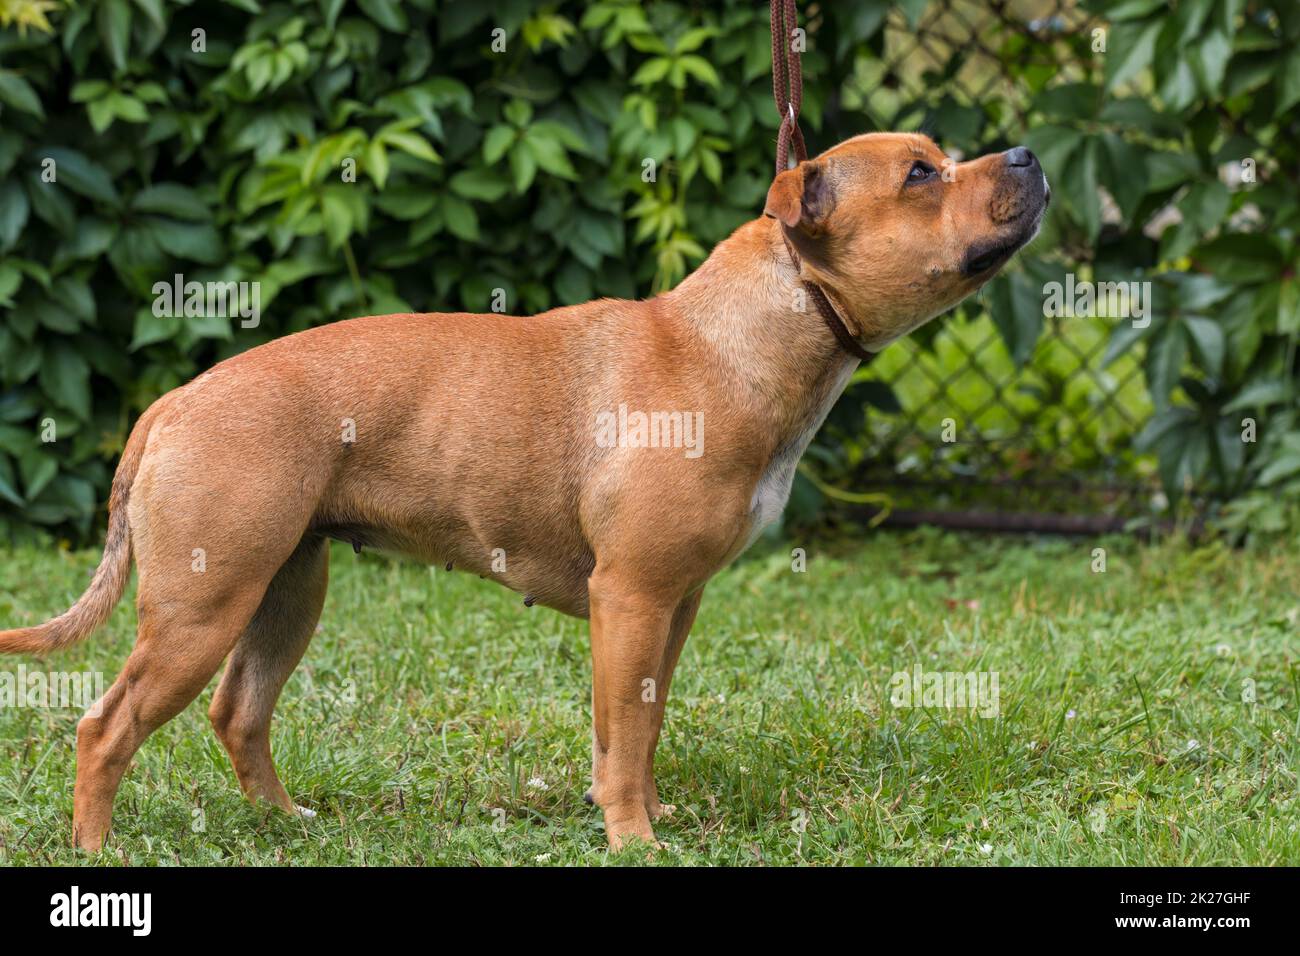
(764, 132, 1049, 349)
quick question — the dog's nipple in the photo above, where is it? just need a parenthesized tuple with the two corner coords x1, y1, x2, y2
(523, 594, 536, 607)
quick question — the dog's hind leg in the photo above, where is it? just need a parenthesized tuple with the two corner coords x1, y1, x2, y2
(208, 533, 329, 815)
(73, 573, 271, 852)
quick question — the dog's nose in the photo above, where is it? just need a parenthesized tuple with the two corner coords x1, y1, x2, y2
(1005, 146, 1037, 168)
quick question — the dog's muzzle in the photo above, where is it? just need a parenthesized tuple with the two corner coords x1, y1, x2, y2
(961, 146, 1049, 277)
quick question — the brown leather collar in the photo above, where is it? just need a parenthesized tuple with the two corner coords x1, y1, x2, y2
(780, 232, 876, 365)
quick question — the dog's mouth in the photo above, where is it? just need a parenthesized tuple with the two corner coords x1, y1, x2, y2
(961, 239, 1020, 277)
(960, 197, 1049, 278)
(961, 232, 1037, 277)
(961, 169, 1051, 278)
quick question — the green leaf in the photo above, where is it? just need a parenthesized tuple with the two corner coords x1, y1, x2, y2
(1178, 180, 1230, 232)
(440, 195, 479, 241)
(1032, 83, 1100, 122)
(1190, 29, 1232, 94)
(1259, 451, 1300, 486)
(129, 308, 181, 350)
(1211, 416, 1245, 481)
(53, 218, 120, 267)
(449, 168, 511, 202)
(1142, 413, 1201, 496)
(39, 342, 92, 420)
(0, 178, 30, 250)
(71, 80, 111, 103)
(372, 184, 435, 220)
(631, 57, 671, 86)
(132, 183, 211, 221)
(18, 449, 58, 501)
(1173, 274, 1235, 311)
(1181, 315, 1224, 376)
(0, 456, 24, 507)
(365, 140, 390, 189)
(1158, 57, 1198, 112)
(523, 132, 578, 179)
(0, 261, 20, 305)
(25, 295, 81, 333)
(986, 272, 1044, 369)
(1166, 0, 1214, 45)
(502, 99, 533, 127)
(87, 97, 116, 134)
(1097, 133, 1147, 223)
(320, 190, 354, 250)
(1276, 47, 1300, 117)
(1222, 379, 1292, 413)
(142, 217, 224, 263)
(554, 259, 592, 305)
(357, 0, 408, 32)
(1107, 0, 1167, 18)
(320, 0, 345, 31)
(0, 132, 21, 177)
(52, 277, 96, 325)
(381, 130, 440, 163)
(0, 71, 45, 119)
(107, 92, 148, 123)
(1023, 125, 1083, 185)
(1192, 235, 1284, 283)
(1279, 279, 1300, 335)
(42, 148, 120, 205)
(1144, 325, 1186, 406)
(132, 0, 167, 31)
(855, 380, 903, 414)
(1105, 17, 1160, 92)
(673, 27, 717, 54)
(98, 0, 133, 73)
(1064, 136, 1100, 242)
(677, 55, 720, 88)
(1146, 150, 1201, 191)
(482, 126, 516, 164)
(509, 145, 537, 193)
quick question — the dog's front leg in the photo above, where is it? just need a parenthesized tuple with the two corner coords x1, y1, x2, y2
(587, 572, 679, 851)
(641, 590, 702, 821)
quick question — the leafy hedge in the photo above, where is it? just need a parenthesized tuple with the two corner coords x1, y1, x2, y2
(1045, 0, 1300, 538)
(806, 0, 1300, 537)
(0, 0, 1297, 543)
(0, 0, 859, 540)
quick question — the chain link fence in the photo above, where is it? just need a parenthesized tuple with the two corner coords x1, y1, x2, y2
(831, 0, 1168, 531)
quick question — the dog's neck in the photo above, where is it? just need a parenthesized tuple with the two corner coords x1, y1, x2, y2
(666, 217, 861, 439)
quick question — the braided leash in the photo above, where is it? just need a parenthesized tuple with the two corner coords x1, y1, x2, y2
(770, 0, 807, 176)
(769, 0, 888, 521)
(769, 0, 874, 364)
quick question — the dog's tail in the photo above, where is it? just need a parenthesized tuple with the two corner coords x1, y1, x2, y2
(0, 406, 157, 656)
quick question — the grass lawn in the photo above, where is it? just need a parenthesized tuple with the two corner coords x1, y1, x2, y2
(0, 530, 1297, 866)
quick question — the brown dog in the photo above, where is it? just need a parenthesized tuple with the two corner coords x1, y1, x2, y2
(0, 133, 1047, 851)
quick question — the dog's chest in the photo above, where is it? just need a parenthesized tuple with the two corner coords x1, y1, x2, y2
(742, 359, 857, 550)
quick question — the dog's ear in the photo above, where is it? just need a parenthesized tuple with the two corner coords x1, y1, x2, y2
(764, 160, 833, 233)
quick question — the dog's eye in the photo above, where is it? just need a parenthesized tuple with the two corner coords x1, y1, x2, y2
(906, 160, 937, 185)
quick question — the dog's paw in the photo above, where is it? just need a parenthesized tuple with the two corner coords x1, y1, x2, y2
(608, 831, 663, 854)
(650, 802, 676, 820)
(604, 805, 658, 853)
